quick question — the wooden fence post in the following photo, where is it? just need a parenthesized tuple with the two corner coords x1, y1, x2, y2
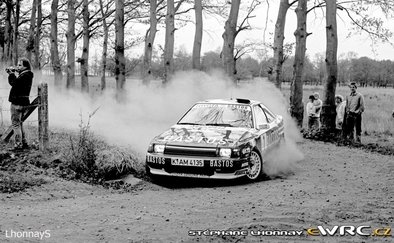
(38, 83, 48, 151)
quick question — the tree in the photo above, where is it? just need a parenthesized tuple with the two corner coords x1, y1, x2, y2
(272, 0, 298, 89)
(50, 0, 63, 88)
(26, 0, 36, 65)
(192, 0, 203, 70)
(289, 0, 307, 127)
(34, 0, 42, 69)
(3, 0, 12, 64)
(80, 0, 90, 93)
(115, 0, 126, 96)
(12, 0, 20, 65)
(164, 0, 175, 83)
(66, 0, 76, 89)
(221, 0, 240, 79)
(99, 0, 112, 91)
(201, 50, 222, 71)
(142, 0, 158, 82)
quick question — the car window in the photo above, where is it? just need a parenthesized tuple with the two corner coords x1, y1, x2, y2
(178, 103, 253, 128)
(253, 105, 268, 127)
(261, 106, 276, 123)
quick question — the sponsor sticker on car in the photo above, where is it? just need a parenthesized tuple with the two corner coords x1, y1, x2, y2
(171, 158, 204, 167)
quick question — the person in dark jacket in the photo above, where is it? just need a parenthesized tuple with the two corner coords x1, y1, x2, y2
(7, 58, 33, 149)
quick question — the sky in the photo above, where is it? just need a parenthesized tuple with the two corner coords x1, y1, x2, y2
(138, 1, 394, 61)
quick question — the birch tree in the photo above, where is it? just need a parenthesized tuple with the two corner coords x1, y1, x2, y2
(50, 0, 63, 87)
(192, 0, 203, 70)
(320, 0, 338, 132)
(289, 0, 307, 127)
(115, 0, 126, 95)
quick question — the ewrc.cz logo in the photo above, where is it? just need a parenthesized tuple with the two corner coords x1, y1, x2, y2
(307, 226, 391, 237)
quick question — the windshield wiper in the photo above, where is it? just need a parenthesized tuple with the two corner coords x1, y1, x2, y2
(205, 123, 233, 127)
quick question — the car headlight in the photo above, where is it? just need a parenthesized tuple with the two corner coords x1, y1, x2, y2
(241, 147, 251, 155)
(219, 148, 232, 158)
(153, 144, 165, 153)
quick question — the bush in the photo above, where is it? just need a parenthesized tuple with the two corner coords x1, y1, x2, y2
(67, 113, 99, 180)
(96, 147, 139, 180)
(63, 111, 140, 183)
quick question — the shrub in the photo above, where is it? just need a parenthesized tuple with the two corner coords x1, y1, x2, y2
(63, 110, 140, 183)
(66, 112, 99, 180)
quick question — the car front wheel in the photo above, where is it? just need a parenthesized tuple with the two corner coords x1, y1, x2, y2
(246, 150, 265, 181)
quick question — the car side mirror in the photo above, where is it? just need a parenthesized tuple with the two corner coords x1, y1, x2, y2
(258, 124, 270, 130)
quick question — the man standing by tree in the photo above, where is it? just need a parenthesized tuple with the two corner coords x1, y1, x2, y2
(344, 82, 365, 144)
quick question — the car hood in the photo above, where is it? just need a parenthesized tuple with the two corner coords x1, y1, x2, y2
(152, 124, 258, 147)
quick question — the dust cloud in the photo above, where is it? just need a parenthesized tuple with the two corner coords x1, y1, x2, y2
(47, 70, 304, 176)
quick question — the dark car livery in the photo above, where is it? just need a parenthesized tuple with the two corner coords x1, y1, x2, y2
(145, 98, 284, 181)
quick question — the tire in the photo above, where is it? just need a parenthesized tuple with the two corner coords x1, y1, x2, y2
(246, 149, 265, 181)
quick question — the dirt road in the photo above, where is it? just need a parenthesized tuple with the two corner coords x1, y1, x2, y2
(1, 140, 393, 242)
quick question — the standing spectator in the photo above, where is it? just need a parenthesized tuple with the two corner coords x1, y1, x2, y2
(7, 58, 34, 150)
(306, 95, 319, 132)
(313, 92, 322, 129)
(335, 94, 346, 133)
(344, 82, 365, 143)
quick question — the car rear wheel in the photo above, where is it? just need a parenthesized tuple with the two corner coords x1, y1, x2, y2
(246, 150, 264, 181)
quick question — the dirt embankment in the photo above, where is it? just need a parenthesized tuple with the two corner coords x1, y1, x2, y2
(1, 139, 393, 242)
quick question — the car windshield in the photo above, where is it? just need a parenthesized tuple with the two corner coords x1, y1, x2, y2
(178, 103, 253, 128)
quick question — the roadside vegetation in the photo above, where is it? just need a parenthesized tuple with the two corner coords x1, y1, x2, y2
(0, 117, 143, 193)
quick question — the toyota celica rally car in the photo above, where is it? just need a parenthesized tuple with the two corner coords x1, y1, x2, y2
(145, 98, 284, 181)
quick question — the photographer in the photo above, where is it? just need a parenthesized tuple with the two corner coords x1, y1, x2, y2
(7, 58, 34, 150)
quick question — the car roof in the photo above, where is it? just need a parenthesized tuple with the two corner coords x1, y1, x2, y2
(198, 98, 261, 106)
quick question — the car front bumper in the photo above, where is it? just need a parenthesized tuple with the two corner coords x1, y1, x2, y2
(146, 153, 249, 179)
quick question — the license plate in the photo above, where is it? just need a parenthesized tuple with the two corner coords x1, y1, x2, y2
(171, 158, 204, 167)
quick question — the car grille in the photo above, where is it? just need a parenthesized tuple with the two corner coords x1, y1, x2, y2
(164, 145, 217, 157)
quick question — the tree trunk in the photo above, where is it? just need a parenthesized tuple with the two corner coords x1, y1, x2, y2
(272, 0, 290, 89)
(50, 0, 63, 88)
(99, 0, 109, 91)
(3, 0, 13, 64)
(81, 0, 90, 93)
(290, 0, 307, 128)
(222, 0, 240, 80)
(142, 0, 158, 83)
(192, 0, 203, 70)
(26, 0, 36, 64)
(12, 0, 20, 66)
(115, 0, 126, 96)
(33, 0, 42, 69)
(164, 0, 175, 83)
(66, 0, 76, 89)
(321, 0, 338, 132)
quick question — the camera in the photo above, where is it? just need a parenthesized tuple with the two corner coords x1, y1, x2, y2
(5, 66, 20, 73)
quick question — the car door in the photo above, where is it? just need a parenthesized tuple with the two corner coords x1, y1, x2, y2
(252, 105, 271, 152)
(260, 105, 281, 147)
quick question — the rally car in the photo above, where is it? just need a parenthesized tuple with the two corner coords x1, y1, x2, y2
(145, 98, 285, 181)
